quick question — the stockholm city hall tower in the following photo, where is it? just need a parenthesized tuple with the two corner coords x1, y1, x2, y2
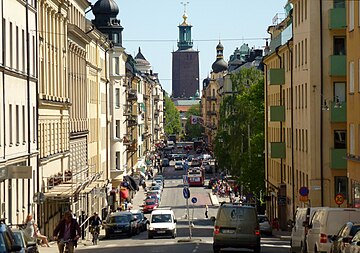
(172, 10, 199, 98)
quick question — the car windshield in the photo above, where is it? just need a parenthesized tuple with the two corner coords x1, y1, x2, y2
(109, 215, 129, 223)
(133, 213, 143, 220)
(258, 216, 269, 223)
(151, 214, 172, 223)
(146, 201, 156, 205)
(12, 232, 24, 247)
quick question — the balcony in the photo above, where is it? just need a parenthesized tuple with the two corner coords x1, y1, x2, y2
(126, 118, 137, 127)
(270, 142, 286, 159)
(153, 95, 160, 101)
(123, 105, 135, 117)
(207, 110, 217, 116)
(331, 101, 346, 123)
(329, 8, 346, 30)
(269, 105, 285, 122)
(331, 148, 347, 169)
(154, 110, 159, 117)
(330, 55, 346, 76)
(268, 68, 285, 85)
(127, 89, 137, 101)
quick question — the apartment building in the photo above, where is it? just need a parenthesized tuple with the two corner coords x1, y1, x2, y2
(0, 0, 38, 225)
(264, 0, 347, 228)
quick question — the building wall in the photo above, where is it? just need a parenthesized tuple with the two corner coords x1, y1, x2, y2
(0, 0, 38, 223)
(347, 0, 360, 208)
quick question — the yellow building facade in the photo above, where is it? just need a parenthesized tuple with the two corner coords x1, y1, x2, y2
(264, 0, 347, 228)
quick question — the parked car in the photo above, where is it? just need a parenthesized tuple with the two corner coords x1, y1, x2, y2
(143, 198, 159, 214)
(11, 228, 38, 253)
(212, 202, 260, 253)
(0, 219, 22, 252)
(258, 215, 272, 235)
(329, 222, 360, 253)
(161, 158, 170, 167)
(174, 161, 183, 170)
(103, 211, 138, 238)
(306, 208, 360, 253)
(148, 208, 177, 239)
(130, 210, 149, 232)
(291, 207, 321, 253)
(346, 230, 360, 253)
(146, 190, 161, 203)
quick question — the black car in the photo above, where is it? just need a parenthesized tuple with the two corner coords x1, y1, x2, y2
(0, 219, 22, 252)
(130, 210, 149, 232)
(12, 229, 39, 253)
(104, 211, 138, 238)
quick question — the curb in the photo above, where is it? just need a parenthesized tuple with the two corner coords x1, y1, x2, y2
(209, 193, 219, 206)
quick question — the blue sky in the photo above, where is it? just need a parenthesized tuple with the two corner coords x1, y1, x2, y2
(88, 0, 287, 94)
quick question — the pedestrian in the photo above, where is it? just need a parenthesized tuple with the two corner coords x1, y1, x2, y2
(78, 211, 87, 240)
(23, 214, 50, 247)
(205, 205, 209, 219)
(53, 211, 81, 253)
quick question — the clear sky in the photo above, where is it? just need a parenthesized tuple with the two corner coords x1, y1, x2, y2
(88, 0, 287, 94)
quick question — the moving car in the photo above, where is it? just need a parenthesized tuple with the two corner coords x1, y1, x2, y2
(174, 161, 183, 170)
(148, 208, 177, 239)
(212, 203, 260, 253)
(258, 214, 272, 235)
(103, 211, 138, 238)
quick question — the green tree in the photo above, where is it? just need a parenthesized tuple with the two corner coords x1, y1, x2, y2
(164, 95, 181, 135)
(185, 104, 204, 140)
(214, 67, 265, 201)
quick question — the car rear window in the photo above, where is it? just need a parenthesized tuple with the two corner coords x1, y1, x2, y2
(258, 216, 269, 223)
(218, 207, 256, 222)
(109, 215, 129, 223)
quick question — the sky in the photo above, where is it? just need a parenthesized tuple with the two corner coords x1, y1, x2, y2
(87, 0, 287, 94)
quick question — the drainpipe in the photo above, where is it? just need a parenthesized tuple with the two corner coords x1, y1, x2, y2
(263, 61, 270, 216)
(319, 0, 324, 207)
(1, 0, 4, 217)
(286, 40, 295, 218)
(275, 48, 283, 184)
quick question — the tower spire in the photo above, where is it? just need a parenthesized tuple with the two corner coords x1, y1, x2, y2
(181, 1, 189, 14)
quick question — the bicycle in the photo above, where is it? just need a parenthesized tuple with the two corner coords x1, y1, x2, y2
(90, 225, 100, 245)
(59, 238, 71, 253)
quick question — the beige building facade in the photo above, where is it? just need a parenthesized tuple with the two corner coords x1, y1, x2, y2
(0, 0, 38, 225)
(264, 0, 348, 228)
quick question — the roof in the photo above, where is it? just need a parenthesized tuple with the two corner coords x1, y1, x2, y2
(173, 99, 200, 106)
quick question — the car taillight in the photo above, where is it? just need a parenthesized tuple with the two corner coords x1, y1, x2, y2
(320, 233, 328, 243)
(214, 226, 220, 234)
(255, 226, 260, 236)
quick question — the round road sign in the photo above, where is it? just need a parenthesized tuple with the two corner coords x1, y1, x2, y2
(191, 197, 197, 204)
(335, 193, 345, 205)
(299, 187, 309, 196)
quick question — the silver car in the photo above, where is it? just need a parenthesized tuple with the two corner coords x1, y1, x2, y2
(258, 214, 272, 235)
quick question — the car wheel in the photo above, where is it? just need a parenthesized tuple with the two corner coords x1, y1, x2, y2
(254, 245, 261, 253)
(213, 246, 220, 253)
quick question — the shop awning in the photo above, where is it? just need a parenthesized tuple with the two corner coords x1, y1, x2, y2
(44, 182, 83, 199)
(79, 179, 106, 194)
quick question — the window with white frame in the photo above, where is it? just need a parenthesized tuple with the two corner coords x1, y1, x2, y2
(115, 88, 120, 108)
(9, 104, 12, 145)
(349, 0, 354, 31)
(350, 124, 355, 155)
(114, 57, 119, 75)
(116, 120, 120, 138)
(115, 151, 120, 170)
(350, 61, 354, 93)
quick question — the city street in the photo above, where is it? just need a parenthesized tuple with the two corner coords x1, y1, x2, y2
(40, 163, 290, 253)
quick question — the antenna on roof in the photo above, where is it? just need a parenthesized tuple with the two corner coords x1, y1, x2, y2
(180, 1, 190, 14)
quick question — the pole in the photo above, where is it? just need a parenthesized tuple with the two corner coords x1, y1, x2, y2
(191, 203, 194, 227)
(186, 197, 192, 239)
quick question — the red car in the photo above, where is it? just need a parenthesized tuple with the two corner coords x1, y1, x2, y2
(142, 198, 159, 213)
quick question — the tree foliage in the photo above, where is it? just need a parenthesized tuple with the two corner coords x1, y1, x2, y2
(164, 95, 181, 135)
(214, 67, 265, 200)
(185, 104, 204, 140)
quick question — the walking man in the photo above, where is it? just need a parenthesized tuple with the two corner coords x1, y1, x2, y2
(205, 205, 209, 219)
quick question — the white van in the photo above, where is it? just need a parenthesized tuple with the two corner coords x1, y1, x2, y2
(306, 208, 360, 253)
(148, 208, 177, 239)
(291, 207, 321, 253)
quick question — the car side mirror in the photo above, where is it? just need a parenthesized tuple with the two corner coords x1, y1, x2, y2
(210, 216, 216, 222)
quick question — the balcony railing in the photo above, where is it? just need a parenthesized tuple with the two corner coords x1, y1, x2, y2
(270, 106, 285, 122)
(268, 68, 285, 85)
(206, 96, 217, 101)
(126, 119, 137, 127)
(331, 148, 347, 169)
(329, 8, 346, 30)
(153, 94, 160, 101)
(270, 142, 286, 159)
(330, 55, 346, 76)
(127, 89, 137, 101)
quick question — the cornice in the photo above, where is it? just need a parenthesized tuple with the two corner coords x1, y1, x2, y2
(67, 23, 92, 46)
(39, 99, 72, 109)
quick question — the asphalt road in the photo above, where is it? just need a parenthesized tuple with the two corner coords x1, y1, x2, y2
(40, 161, 290, 253)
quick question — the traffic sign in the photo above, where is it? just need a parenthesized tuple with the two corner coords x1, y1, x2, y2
(299, 195, 308, 202)
(191, 197, 197, 204)
(299, 187, 309, 196)
(335, 193, 345, 206)
(183, 175, 188, 186)
(183, 187, 190, 199)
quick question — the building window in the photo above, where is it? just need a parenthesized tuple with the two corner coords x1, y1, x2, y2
(16, 26, 19, 70)
(33, 107, 36, 142)
(334, 37, 346, 55)
(22, 105, 25, 144)
(350, 124, 355, 155)
(9, 104, 12, 145)
(22, 29, 25, 72)
(115, 151, 120, 170)
(10, 22, 13, 68)
(334, 130, 346, 149)
(114, 57, 119, 75)
(16, 105, 19, 144)
(116, 120, 120, 138)
(115, 88, 120, 108)
(334, 0, 345, 8)
(335, 176, 348, 199)
(350, 61, 354, 93)
(334, 82, 346, 102)
(32, 36, 35, 76)
(349, 0, 354, 31)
